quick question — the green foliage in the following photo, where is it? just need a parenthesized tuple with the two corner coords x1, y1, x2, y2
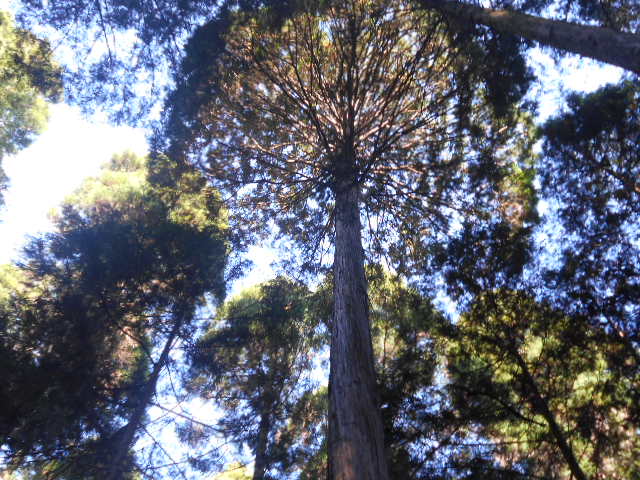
(0, 10, 62, 204)
(366, 269, 444, 477)
(7, 2, 640, 478)
(282, 386, 329, 480)
(185, 276, 321, 477)
(540, 80, 639, 385)
(0, 264, 25, 305)
(446, 289, 639, 479)
(213, 462, 253, 480)
(0, 152, 229, 477)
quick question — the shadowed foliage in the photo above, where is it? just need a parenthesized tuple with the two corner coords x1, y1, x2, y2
(0, 152, 229, 478)
(446, 289, 639, 479)
(184, 277, 322, 480)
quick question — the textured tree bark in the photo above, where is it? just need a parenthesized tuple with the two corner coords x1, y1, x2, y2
(252, 410, 271, 480)
(329, 179, 389, 480)
(417, 0, 640, 74)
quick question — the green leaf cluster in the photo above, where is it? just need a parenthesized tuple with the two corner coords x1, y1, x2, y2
(0, 10, 62, 204)
(446, 290, 639, 479)
(0, 151, 230, 477)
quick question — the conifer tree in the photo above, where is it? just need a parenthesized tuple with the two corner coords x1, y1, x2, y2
(280, 270, 461, 479)
(185, 277, 321, 480)
(446, 289, 639, 479)
(540, 80, 640, 367)
(0, 152, 229, 479)
(161, 2, 536, 476)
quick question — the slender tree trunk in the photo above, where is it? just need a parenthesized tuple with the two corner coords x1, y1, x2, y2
(329, 179, 389, 480)
(106, 319, 182, 480)
(417, 0, 640, 74)
(514, 353, 589, 480)
(252, 410, 271, 480)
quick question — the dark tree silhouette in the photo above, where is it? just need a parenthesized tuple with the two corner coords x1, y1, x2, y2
(0, 152, 229, 479)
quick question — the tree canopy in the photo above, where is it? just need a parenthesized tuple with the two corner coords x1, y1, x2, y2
(2, 0, 639, 478)
(447, 289, 639, 479)
(0, 152, 230, 478)
(185, 277, 321, 479)
(0, 10, 62, 205)
(161, 3, 538, 477)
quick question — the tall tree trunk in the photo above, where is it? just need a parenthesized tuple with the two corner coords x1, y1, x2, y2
(417, 0, 640, 74)
(106, 318, 182, 480)
(329, 179, 389, 480)
(252, 410, 271, 480)
(514, 352, 589, 480)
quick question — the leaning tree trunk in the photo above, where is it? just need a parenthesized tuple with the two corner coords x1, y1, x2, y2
(329, 179, 389, 480)
(417, 0, 640, 74)
(106, 318, 182, 480)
